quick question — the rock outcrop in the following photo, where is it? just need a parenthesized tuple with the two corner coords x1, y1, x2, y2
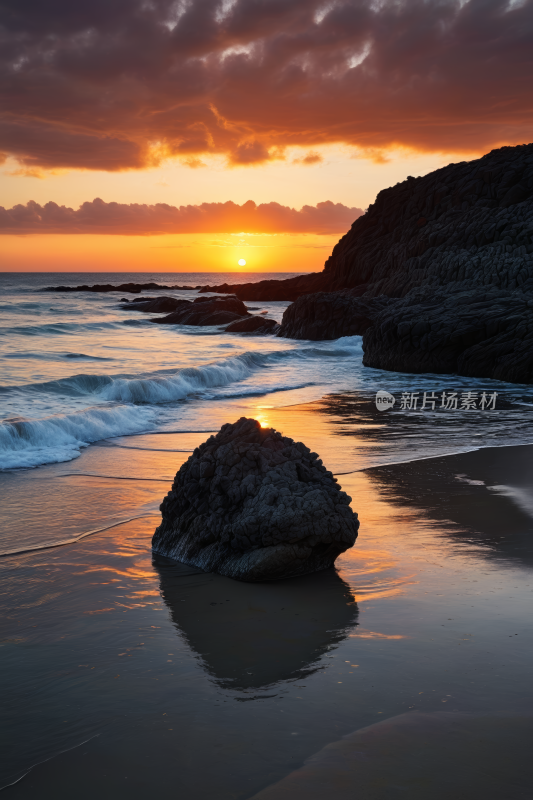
(278, 289, 390, 340)
(362, 285, 533, 383)
(198, 272, 333, 301)
(122, 296, 190, 313)
(148, 295, 250, 326)
(275, 143, 533, 383)
(44, 281, 197, 293)
(152, 417, 359, 581)
(323, 143, 533, 297)
(123, 294, 280, 333)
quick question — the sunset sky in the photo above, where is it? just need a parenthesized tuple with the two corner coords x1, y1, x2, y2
(1, 0, 532, 273)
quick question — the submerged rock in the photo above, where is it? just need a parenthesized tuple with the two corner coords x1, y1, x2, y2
(152, 417, 359, 581)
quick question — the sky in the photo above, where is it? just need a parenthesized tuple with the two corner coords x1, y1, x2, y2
(1, 0, 532, 273)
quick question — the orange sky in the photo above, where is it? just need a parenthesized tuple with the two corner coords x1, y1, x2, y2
(1, 0, 531, 272)
(0, 147, 467, 272)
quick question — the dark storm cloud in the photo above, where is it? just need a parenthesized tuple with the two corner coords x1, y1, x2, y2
(0, 0, 532, 171)
(0, 198, 363, 234)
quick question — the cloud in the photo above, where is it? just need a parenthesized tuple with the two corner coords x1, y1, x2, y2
(1, 0, 532, 171)
(0, 198, 363, 235)
(293, 151, 323, 165)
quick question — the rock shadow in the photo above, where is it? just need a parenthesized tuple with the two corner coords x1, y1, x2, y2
(154, 556, 358, 691)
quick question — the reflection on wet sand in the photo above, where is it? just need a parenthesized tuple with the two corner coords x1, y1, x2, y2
(156, 556, 358, 691)
(365, 444, 533, 568)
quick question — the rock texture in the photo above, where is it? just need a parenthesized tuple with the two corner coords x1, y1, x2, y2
(276, 143, 533, 383)
(198, 272, 333, 301)
(362, 285, 533, 383)
(323, 143, 533, 297)
(278, 289, 390, 340)
(148, 295, 250, 326)
(225, 316, 279, 334)
(123, 294, 280, 334)
(122, 296, 190, 313)
(152, 417, 359, 581)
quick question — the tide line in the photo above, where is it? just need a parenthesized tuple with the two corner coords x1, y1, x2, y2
(56, 472, 172, 482)
(0, 735, 100, 793)
(0, 513, 160, 559)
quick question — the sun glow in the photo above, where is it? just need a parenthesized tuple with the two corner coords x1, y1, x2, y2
(238, 258, 246, 266)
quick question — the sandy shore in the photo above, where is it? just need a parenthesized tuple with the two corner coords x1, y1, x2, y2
(1, 400, 533, 798)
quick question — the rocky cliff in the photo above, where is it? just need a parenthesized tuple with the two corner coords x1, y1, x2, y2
(278, 143, 533, 383)
(323, 143, 533, 297)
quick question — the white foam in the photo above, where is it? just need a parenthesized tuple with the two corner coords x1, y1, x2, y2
(0, 405, 156, 469)
(488, 484, 533, 520)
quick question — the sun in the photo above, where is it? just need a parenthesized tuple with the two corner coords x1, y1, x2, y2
(238, 258, 246, 266)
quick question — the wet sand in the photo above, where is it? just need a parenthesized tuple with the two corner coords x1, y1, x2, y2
(1, 400, 533, 798)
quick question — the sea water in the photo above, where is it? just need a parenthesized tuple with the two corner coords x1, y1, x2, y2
(2, 271, 533, 475)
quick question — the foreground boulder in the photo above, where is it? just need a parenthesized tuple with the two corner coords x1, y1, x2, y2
(152, 417, 359, 581)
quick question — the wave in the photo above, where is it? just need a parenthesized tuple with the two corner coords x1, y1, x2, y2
(0, 340, 364, 468)
(0, 405, 156, 470)
(2, 351, 114, 362)
(0, 320, 122, 337)
(0, 341, 363, 402)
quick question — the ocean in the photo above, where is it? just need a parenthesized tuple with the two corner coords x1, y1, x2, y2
(2, 271, 533, 471)
(1, 272, 533, 797)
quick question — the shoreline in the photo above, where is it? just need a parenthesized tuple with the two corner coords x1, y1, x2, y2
(2, 391, 533, 798)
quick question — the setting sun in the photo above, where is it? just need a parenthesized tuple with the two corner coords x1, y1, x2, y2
(238, 258, 247, 266)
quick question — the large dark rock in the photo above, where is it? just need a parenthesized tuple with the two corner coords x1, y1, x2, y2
(363, 286, 533, 383)
(323, 143, 533, 298)
(278, 290, 390, 340)
(275, 143, 533, 382)
(152, 417, 359, 581)
(149, 295, 250, 326)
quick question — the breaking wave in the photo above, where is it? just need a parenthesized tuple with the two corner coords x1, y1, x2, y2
(0, 342, 364, 469)
(0, 405, 156, 470)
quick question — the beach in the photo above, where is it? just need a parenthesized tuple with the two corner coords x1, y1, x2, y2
(2, 400, 533, 796)
(1, 273, 533, 797)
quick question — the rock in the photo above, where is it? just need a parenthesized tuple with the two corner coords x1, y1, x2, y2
(322, 143, 533, 298)
(121, 296, 190, 313)
(278, 290, 390, 340)
(225, 316, 278, 333)
(152, 417, 359, 581)
(274, 143, 533, 382)
(43, 281, 196, 293)
(198, 272, 336, 301)
(362, 285, 533, 383)
(148, 296, 250, 326)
